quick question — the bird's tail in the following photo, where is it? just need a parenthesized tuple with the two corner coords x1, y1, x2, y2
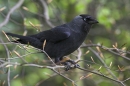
(6, 33, 29, 44)
(6, 33, 42, 49)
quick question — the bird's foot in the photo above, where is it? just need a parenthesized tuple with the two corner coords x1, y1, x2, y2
(55, 58, 80, 71)
(62, 60, 80, 71)
(63, 61, 72, 71)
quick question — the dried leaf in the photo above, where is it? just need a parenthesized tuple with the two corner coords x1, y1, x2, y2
(43, 40, 46, 50)
(14, 51, 20, 57)
(22, 6, 29, 11)
(109, 62, 112, 68)
(0, 7, 6, 12)
(13, 74, 19, 79)
(2, 31, 10, 41)
(85, 50, 90, 54)
(5, 65, 12, 67)
(91, 56, 95, 63)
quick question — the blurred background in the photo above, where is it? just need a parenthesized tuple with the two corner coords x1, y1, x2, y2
(0, 0, 130, 86)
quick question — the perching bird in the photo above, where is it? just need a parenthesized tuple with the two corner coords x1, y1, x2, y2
(6, 14, 98, 70)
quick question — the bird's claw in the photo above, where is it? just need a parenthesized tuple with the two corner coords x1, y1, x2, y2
(64, 62, 72, 71)
(63, 60, 80, 71)
(74, 63, 80, 68)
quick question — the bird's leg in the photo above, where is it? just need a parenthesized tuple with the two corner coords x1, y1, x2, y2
(54, 57, 71, 70)
(54, 57, 72, 70)
(54, 58, 61, 65)
(55, 57, 80, 71)
(62, 61, 72, 71)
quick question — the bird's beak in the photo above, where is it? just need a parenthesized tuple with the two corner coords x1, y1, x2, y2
(94, 20, 99, 23)
(89, 19, 98, 24)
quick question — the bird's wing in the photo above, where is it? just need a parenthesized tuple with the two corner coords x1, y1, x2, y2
(33, 25, 70, 43)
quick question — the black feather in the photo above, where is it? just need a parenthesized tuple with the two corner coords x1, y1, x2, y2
(6, 14, 98, 64)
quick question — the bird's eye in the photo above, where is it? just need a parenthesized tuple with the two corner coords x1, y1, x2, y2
(83, 18, 90, 22)
(83, 18, 87, 21)
(83, 16, 91, 22)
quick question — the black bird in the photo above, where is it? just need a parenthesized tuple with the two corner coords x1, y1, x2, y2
(6, 14, 98, 70)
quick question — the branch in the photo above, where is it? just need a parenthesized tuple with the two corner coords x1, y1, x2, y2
(88, 47, 118, 79)
(40, 0, 55, 28)
(81, 44, 130, 61)
(77, 67, 126, 86)
(1, 62, 77, 86)
(0, 42, 129, 86)
(75, 48, 82, 62)
(0, 0, 24, 28)
(0, 38, 10, 86)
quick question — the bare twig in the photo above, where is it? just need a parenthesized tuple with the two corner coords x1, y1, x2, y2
(123, 77, 130, 82)
(88, 47, 118, 79)
(52, 69, 77, 86)
(77, 67, 126, 86)
(0, 0, 24, 28)
(75, 48, 82, 62)
(1, 62, 77, 86)
(81, 44, 130, 61)
(23, 63, 77, 86)
(0, 38, 10, 86)
(13, 51, 28, 63)
(0, 12, 23, 26)
(0, 41, 129, 86)
(40, 0, 55, 28)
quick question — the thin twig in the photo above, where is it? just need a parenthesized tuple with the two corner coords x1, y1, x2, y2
(123, 77, 130, 82)
(81, 44, 130, 61)
(0, 0, 24, 28)
(0, 38, 10, 86)
(52, 69, 77, 86)
(88, 47, 118, 79)
(75, 48, 82, 62)
(22, 63, 77, 86)
(40, 0, 55, 28)
(77, 67, 126, 86)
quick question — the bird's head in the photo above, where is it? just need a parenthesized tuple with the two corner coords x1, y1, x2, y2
(79, 14, 98, 24)
(68, 14, 98, 32)
(71, 14, 98, 26)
